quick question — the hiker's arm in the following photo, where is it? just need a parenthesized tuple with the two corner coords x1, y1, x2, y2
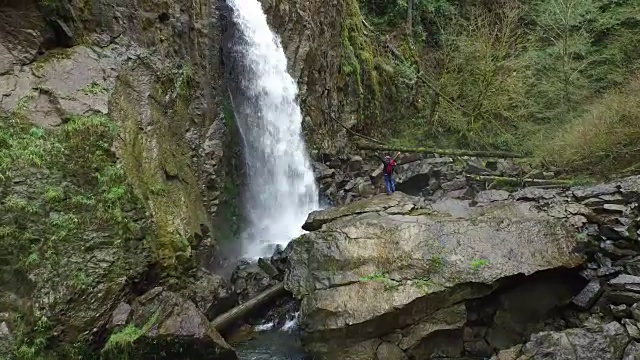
(392, 152, 401, 161)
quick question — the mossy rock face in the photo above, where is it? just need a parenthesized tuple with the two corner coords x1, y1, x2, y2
(0, 113, 153, 356)
(109, 60, 209, 272)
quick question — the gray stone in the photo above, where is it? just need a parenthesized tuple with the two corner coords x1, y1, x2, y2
(611, 304, 631, 319)
(348, 155, 364, 171)
(519, 321, 629, 360)
(475, 190, 510, 203)
(108, 302, 132, 328)
(573, 184, 619, 200)
(600, 225, 631, 240)
(287, 193, 584, 357)
(376, 342, 408, 360)
(623, 319, 640, 341)
(623, 341, 640, 360)
(0, 321, 14, 357)
(572, 280, 603, 309)
(631, 303, 640, 322)
(609, 275, 640, 293)
(441, 178, 467, 191)
(600, 204, 629, 214)
(127, 288, 237, 359)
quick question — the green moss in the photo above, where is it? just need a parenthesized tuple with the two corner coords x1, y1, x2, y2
(110, 66, 208, 272)
(340, 0, 381, 99)
(103, 311, 159, 356)
(0, 112, 151, 359)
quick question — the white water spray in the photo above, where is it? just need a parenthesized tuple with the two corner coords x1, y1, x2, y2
(227, 0, 319, 259)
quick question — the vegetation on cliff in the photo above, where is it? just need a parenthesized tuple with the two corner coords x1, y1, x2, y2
(0, 112, 153, 359)
(345, 0, 640, 175)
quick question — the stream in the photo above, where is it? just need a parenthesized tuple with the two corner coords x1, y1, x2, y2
(235, 329, 308, 360)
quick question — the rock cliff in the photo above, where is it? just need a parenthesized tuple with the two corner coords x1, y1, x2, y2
(0, 0, 240, 357)
(284, 175, 640, 359)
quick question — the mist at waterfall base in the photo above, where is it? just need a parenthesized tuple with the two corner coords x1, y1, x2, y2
(224, 0, 319, 262)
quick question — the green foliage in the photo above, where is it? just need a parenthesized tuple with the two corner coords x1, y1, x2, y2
(535, 73, 640, 174)
(102, 311, 159, 358)
(470, 258, 489, 271)
(357, 0, 640, 174)
(359, 271, 400, 290)
(83, 82, 109, 95)
(0, 113, 149, 358)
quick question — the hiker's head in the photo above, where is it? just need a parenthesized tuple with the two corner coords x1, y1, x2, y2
(384, 155, 391, 160)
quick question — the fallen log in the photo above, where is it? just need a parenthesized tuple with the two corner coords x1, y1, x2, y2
(466, 175, 578, 187)
(211, 282, 287, 331)
(356, 142, 527, 158)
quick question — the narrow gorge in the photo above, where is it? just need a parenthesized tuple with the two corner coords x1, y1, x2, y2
(1, 0, 640, 359)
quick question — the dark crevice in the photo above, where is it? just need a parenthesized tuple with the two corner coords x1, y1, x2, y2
(158, 12, 170, 23)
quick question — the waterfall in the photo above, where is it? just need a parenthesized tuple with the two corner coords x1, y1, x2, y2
(225, 0, 319, 259)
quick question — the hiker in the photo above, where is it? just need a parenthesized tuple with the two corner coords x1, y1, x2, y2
(377, 152, 400, 195)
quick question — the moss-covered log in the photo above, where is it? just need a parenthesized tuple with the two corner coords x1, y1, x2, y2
(357, 142, 527, 158)
(466, 175, 577, 186)
(211, 282, 287, 331)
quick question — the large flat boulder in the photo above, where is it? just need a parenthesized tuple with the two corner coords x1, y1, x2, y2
(492, 321, 631, 360)
(285, 192, 584, 358)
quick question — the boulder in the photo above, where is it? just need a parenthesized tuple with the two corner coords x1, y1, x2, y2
(516, 322, 630, 360)
(0, 320, 14, 357)
(181, 269, 236, 319)
(286, 193, 584, 359)
(103, 287, 237, 359)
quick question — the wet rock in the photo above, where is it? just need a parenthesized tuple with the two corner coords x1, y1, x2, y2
(286, 193, 584, 358)
(600, 225, 631, 240)
(572, 280, 604, 309)
(447, 187, 474, 200)
(375, 342, 408, 360)
(183, 270, 236, 319)
(518, 321, 629, 360)
(258, 257, 280, 278)
(348, 155, 364, 172)
(0, 321, 14, 357)
(609, 274, 640, 293)
(607, 291, 640, 306)
(598, 204, 629, 215)
(113, 287, 237, 359)
(475, 190, 510, 203)
(465, 161, 491, 175)
(108, 302, 132, 329)
(464, 339, 494, 357)
(441, 178, 467, 191)
(491, 344, 523, 360)
(270, 245, 288, 275)
(611, 304, 631, 319)
(0, 1, 48, 73)
(231, 261, 277, 303)
(513, 187, 559, 201)
(631, 303, 640, 322)
(623, 319, 640, 341)
(623, 341, 640, 359)
(573, 184, 618, 200)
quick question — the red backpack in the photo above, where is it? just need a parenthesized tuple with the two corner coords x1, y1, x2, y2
(385, 159, 396, 174)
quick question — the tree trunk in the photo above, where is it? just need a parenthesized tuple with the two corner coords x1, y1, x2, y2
(465, 175, 578, 186)
(210, 282, 287, 331)
(407, 0, 413, 34)
(356, 142, 527, 158)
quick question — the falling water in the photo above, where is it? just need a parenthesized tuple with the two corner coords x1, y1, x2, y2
(226, 0, 319, 259)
